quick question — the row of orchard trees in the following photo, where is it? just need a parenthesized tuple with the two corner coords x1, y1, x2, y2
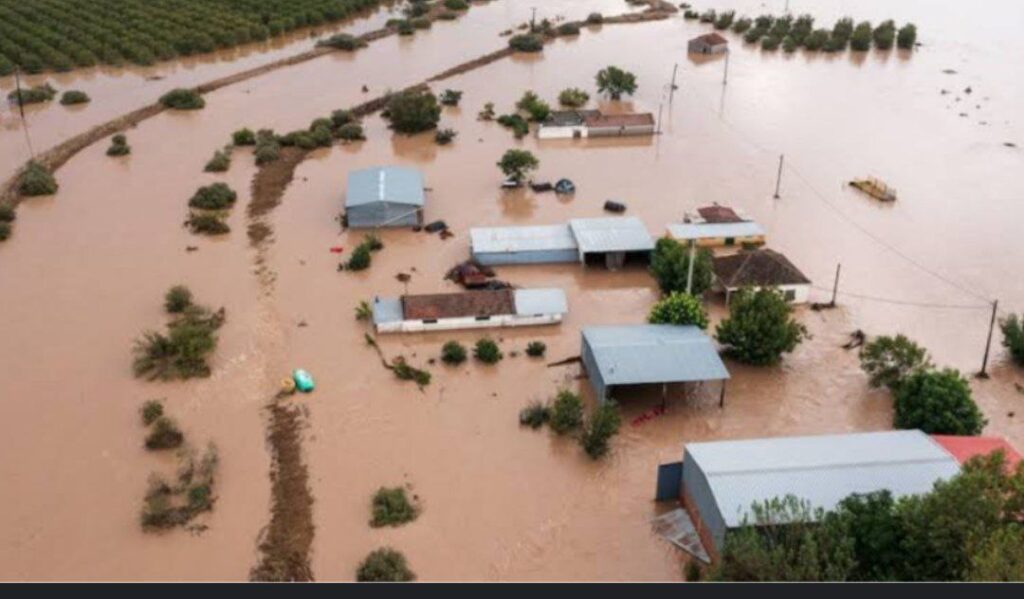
(0, 0, 381, 75)
(690, 11, 917, 54)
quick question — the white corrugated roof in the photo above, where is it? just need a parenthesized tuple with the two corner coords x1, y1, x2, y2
(667, 221, 765, 241)
(470, 224, 578, 254)
(513, 288, 568, 316)
(346, 166, 424, 208)
(583, 325, 729, 385)
(686, 430, 961, 528)
(569, 217, 654, 254)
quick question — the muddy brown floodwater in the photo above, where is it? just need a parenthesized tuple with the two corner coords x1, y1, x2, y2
(1, 0, 1023, 581)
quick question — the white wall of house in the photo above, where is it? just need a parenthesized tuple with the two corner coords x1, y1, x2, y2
(376, 313, 563, 334)
(538, 125, 588, 140)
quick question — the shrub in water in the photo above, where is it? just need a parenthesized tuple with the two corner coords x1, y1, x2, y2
(441, 340, 467, 365)
(558, 88, 589, 108)
(317, 33, 366, 51)
(346, 243, 372, 271)
(140, 400, 164, 426)
(107, 134, 130, 156)
(519, 401, 551, 429)
(186, 213, 230, 235)
(648, 292, 709, 329)
(370, 487, 418, 527)
(587, 12, 604, 25)
(517, 91, 551, 122)
(850, 21, 873, 51)
(0, 206, 14, 223)
(384, 90, 441, 134)
(444, 0, 469, 10)
(478, 102, 496, 121)
(873, 20, 896, 50)
(437, 10, 458, 21)
(893, 369, 985, 435)
(331, 109, 354, 127)
(999, 314, 1024, 365)
(204, 148, 231, 172)
(145, 417, 185, 450)
(392, 358, 431, 387)
(0, 222, 9, 241)
(164, 285, 194, 314)
(410, 17, 431, 30)
(435, 128, 457, 145)
(355, 300, 372, 321)
(897, 24, 917, 49)
(254, 134, 281, 165)
(7, 83, 57, 106)
(336, 122, 365, 141)
(497, 113, 529, 139)
(474, 338, 503, 364)
(580, 401, 622, 459)
(557, 22, 581, 36)
(356, 548, 415, 582)
(439, 89, 463, 106)
(60, 90, 90, 105)
(232, 128, 256, 146)
(189, 183, 237, 210)
(508, 34, 544, 52)
(525, 341, 546, 357)
(549, 390, 583, 434)
(397, 20, 414, 36)
(159, 88, 205, 110)
(19, 161, 58, 196)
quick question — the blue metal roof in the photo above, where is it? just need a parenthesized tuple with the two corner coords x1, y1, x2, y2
(685, 430, 961, 528)
(346, 166, 424, 208)
(582, 325, 729, 386)
(513, 289, 568, 316)
(667, 221, 765, 241)
(568, 217, 655, 254)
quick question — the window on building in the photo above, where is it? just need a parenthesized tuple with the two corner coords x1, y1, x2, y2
(423, 319, 438, 324)
(475, 316, 490, 321)
(784, 289, 796, 301)
(724, 237, 735, 246)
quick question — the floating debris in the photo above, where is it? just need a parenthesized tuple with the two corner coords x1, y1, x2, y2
(396, 273, 412, 283)
(424, 220, 448, 233)
(849, 177, 897, 202)
(1005, 142, 1018, 148)
(604, 200, 627, 213)
(530, 181, 554, 193)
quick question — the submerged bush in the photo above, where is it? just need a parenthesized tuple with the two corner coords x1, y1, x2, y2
(356, 548, 415, 582)
(159, 88, 205, 110)
(587, 12, 604, 25)
(474, 338, 503, 364)
(525, 341, 546, 357)
(254, 130, 281, 165)
(60, 90, 90, 105)
(106, 134, 131, 156)
(392, 357, 431, 387)
(558, 87, 589, 108)
(140, 400, 164, 426)
(439, 89, 463, 106)
(580, 401, 622, 459)
(232, 128, 256, 146)
(164, 285, 194, 314)
(435, 128, 457, 145)
(186, 213, 230, 235)
(133, 303, 225, 380)
(370, 487, 418, 527)
(496, 113, 529, 139)
(18, 161, 58, 196)
(384, 90, 441, 134)
(873, 20, 896, 50)
(508, 34, 544, 52)
(188, 183, 237, 210)
(441, 340, 467, 365)
(317, 33, 366, 51)
(549, 390, 583, 434)
(346, 243, 372, 271)
(7, 83, 57, 106)
(519, 401, 551, 429)
(850, 21, 873, 51)
(444, 0, 469, 10)
(0, 222, 10, 242)
(897, 24, 917, 49)
(204, 148, 232, 172)
(648, 292, 709, 329)
(145, 416, 184, 450)
(557, 22, 581, 36)
(0, 206, 15, 223)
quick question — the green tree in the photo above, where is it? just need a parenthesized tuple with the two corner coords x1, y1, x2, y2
(508, 34, 544, 52)
(711, 495, 856, 581)
(19, 161, 59, 196)
(164, 285, 194, 314)
(649, 238, 714, 296)
(441, 340, 467, 365)
(968, 525, 1024, 581)
(356, 547, 415, 582)
(516, 91, 551, 122)
(1000, 314, 1024, 365)
(858, 334, 932, 391)
(716, 288, 807, 366)
(497, 149, 539, 183)
(828, 491, 904, 581)
(549, 390, 583, 434)
(558, 87, 590, 108)
(595, 66, 637, 100)
(473, 338, 503, 364)
(897, 24, 917, 49)
(648, 292, 709, 329)
(383, 90, 441, 134)
(580, 401, 622, 459)
(893, 368, 985, 435)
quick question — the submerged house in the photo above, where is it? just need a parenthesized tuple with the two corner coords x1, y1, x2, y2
(538, 110, 656, 140)
(470, 217, 655, 270)
(372, 288, 567, 333)
(711, 248, 811, 304)
(654, 430, 962, 561)
(581, 325, 729, 405)
(344, 166, 425, 228)
(667, 205, 766, 248)
(688, 32, 729, 54)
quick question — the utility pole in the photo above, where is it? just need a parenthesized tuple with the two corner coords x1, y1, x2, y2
(669, 63, 679, 103)
(722, 51, 730, 86)
(530, 7, 537, 32)
(978, 299, 999, 378)
(830, 263, 841, 306)
(685, 239, 697, 295)
(773, 154, 784, 199)
(13, 66, 35, 159)
(656, 102, 663, 134)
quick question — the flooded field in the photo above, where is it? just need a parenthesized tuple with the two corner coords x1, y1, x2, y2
(1, 0, 1022, 581)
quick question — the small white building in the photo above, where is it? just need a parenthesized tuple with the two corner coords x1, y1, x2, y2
(537, 110, 596, 140)
(668, 205, 766, 248)
(712, 249, 812, 304)
(372, 288, 567, 334)
(538, 110, 656, 140)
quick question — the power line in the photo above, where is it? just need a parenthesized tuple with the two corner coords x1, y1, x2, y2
(809, 285, 988, 310)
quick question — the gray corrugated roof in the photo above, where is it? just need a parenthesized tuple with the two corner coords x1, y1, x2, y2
(667, 221, 765, 241)
(569, 217, 654, 254)
(371, 296, 404, 324)
(470, 224, 578, 254)
(686, 430, 961, 528)
(346, 166, 424, 208)
(583, 325, 729, 385)
(513, 288, 568, 316)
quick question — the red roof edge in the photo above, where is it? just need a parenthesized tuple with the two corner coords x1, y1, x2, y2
(931, 435, 1022, 471)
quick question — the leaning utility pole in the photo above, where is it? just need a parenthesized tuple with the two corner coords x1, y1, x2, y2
(669, 63, 679, 103)
(773, 154, 785, 198)
(13, 66, 36, 159)
(978, 299, 999, 378)
(722, 51, 730, 85)
(530, 7, 537, 32)
(830, 263, 842, 306)
(656, 102, 663, 134)
(685, 239, 697, 295)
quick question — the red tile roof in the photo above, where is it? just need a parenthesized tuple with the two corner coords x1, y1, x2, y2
(931, 435, 1022, 471)
(582, 112, 655, 129)
(694, 32, 728, 46)
(402, 289, 514, 320)
(697, 205, 744, 224)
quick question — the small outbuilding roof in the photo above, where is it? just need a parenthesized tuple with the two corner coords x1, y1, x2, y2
(713, 249, 810, 288)
(692, 32, 729, 46)
(513, 288, 569, 316)
(697, 205, 745, 223)
(667, 221, 766, 241)
(583, 325, 729, 386)
(543, 110, 599, 127)
(931, 435, 1022, 471)
(346, 166, 424, 208)
(402, 289, 514, 320)
(583, 112, 656, 129)
(470, 224, 578, 254)
(568, 217, 655, 255)
(686, 430, 961, 528)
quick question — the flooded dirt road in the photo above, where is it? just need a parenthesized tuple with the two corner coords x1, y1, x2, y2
(1, 0, 1022, 581)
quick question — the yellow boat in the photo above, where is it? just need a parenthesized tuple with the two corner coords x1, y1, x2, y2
(849, 177, 897, 202)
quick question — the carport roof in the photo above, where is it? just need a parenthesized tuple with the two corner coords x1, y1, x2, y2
(568, 217, 654, 254)
(582, 325, 729, 386)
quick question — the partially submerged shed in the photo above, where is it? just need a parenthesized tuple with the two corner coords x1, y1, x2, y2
(657, 430, 962, 559)
(345, 166, 425, 228)
(569, 217, 655, 269)
(688, 32, 729, 54)
(470, 224, 579, 266)
(581, 325, 729, 405)
(372, 288, 567, 333)
(712, 248, 811, 304)
(538, 110, 656, 139)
